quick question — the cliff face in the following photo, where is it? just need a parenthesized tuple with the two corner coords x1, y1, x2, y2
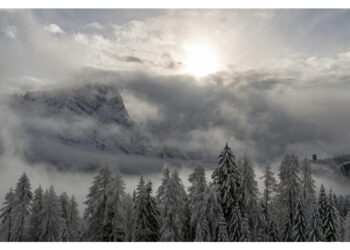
(8, 84, 189, 172)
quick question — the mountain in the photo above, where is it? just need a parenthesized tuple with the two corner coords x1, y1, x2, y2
(8, 84, 193, 173)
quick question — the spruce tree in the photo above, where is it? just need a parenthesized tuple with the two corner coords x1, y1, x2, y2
(39, 186, 63, 241)
(0, 188, 15, 241)
(83, 165, 126, 241)
(307, 201, 324, 241)
(324, 190, 341, 241)
(12, 173, 33, 241)
(277, 154, 301, 232)
(159, 170, 188, 241)
(301, 159, 316, 216)
(240, 153, 260, 239)
(228, 203, 243, 241)
(260, 164, 277, 222)
(29, 186, 44, 241)
(67, 195, 81, 241)
(291, 197, 307, 241)
(318, 184, 328, 237)
(217, 216, 229, 242)
(212, 143, 241, 223)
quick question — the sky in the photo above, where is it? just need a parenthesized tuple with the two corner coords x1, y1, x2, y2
(1, 9, 350, 206)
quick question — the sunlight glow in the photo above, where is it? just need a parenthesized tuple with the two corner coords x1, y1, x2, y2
(183, 42, 221, 77)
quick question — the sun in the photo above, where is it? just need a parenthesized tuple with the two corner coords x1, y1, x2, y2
(183, 42, 221, 77)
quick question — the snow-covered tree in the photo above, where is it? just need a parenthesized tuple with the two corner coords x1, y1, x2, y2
(212, 143, 241, 223)
(156, 167, 170, 209)
(0, 188, 15, 241)
(266, 220, 280, 242)
(280, 215, 292, 242)
(301, 159, 316, 216)
(318, 184, 328, 237)
(228, 203, 243, 241)
(159, 170, 188, 241)
(217, 216, 229, 242)
(291, 197, 307, 241)
(260, 164, 278, 222)
(240, 216, 252, 241)
(239, 153, 260, 238)
(343, 213, 350, 241)
(11, 173, 33, 241)
(307, 201, 324, 242)
(188, 166, 208, 240)
(122, 194, 135, 241)
(277, 154, 301, 229)
(66, 195, 81, 241)
(39, 186, 63, 241)
(133, 178, 160, 241)
(59, 192, 70, 241)
(83, 165, 126, 241)
(29, 186, 44, 241)
(324, 190, 341, 241)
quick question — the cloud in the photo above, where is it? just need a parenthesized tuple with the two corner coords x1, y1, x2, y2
(44, 23, 65, 35)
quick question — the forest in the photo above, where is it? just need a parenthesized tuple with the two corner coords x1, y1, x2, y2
(1, 143, 350, 242)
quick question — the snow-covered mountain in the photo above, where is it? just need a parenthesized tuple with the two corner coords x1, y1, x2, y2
(8, 84, 192, 172)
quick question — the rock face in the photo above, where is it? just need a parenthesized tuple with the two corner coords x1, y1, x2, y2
(8, 84, 190, 172)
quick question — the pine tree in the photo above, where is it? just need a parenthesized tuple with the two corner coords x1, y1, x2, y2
(29, 186, 44, 241)
(39, 186, 63, 241)
(156, 167, 170, 208)
(159, 170, 188, 241)
(324, 190, 341, 241)
(217, 216, 229, 242)
(280, 215, 292, 242)
(307, 201, 324, 241)
(291, 197, 307, 241)
(0, 188, 15, 241)
(11, 172, 33, 241)
(212, 143, 241, 223)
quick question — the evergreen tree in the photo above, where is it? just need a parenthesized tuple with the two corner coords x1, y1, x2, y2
(159, 170, 188, 241)
(83, 165, 126, 241)
(291, 197, 307, 241)
(122, 194, 135, 241)
(212, 143, 241, 223)
(59, 192, 70, 241)
(29, 186, 44, 241)
(11, 173, 33, 241)
(240, 216, 252, 241)
(0, 188, 15, 241)
(266, 220, 280, 242)
(307, 201, 324, 242)
(156, 167, 170, 209)
(39, 186, 63, 241)
(301, 159, 316, 216)
(318, 184, 328, 237)
(260, 164, 278, 222)
(277, 154, 301, 230)
(228, 203, 243, 241)
(324, 190, 341, 241)
(217, 216, 229, 242)
(343, 213, 350, 241)
(240, 153, 260, 239)
(133, 178, 160, 241)
(67, 195, 81, 241)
